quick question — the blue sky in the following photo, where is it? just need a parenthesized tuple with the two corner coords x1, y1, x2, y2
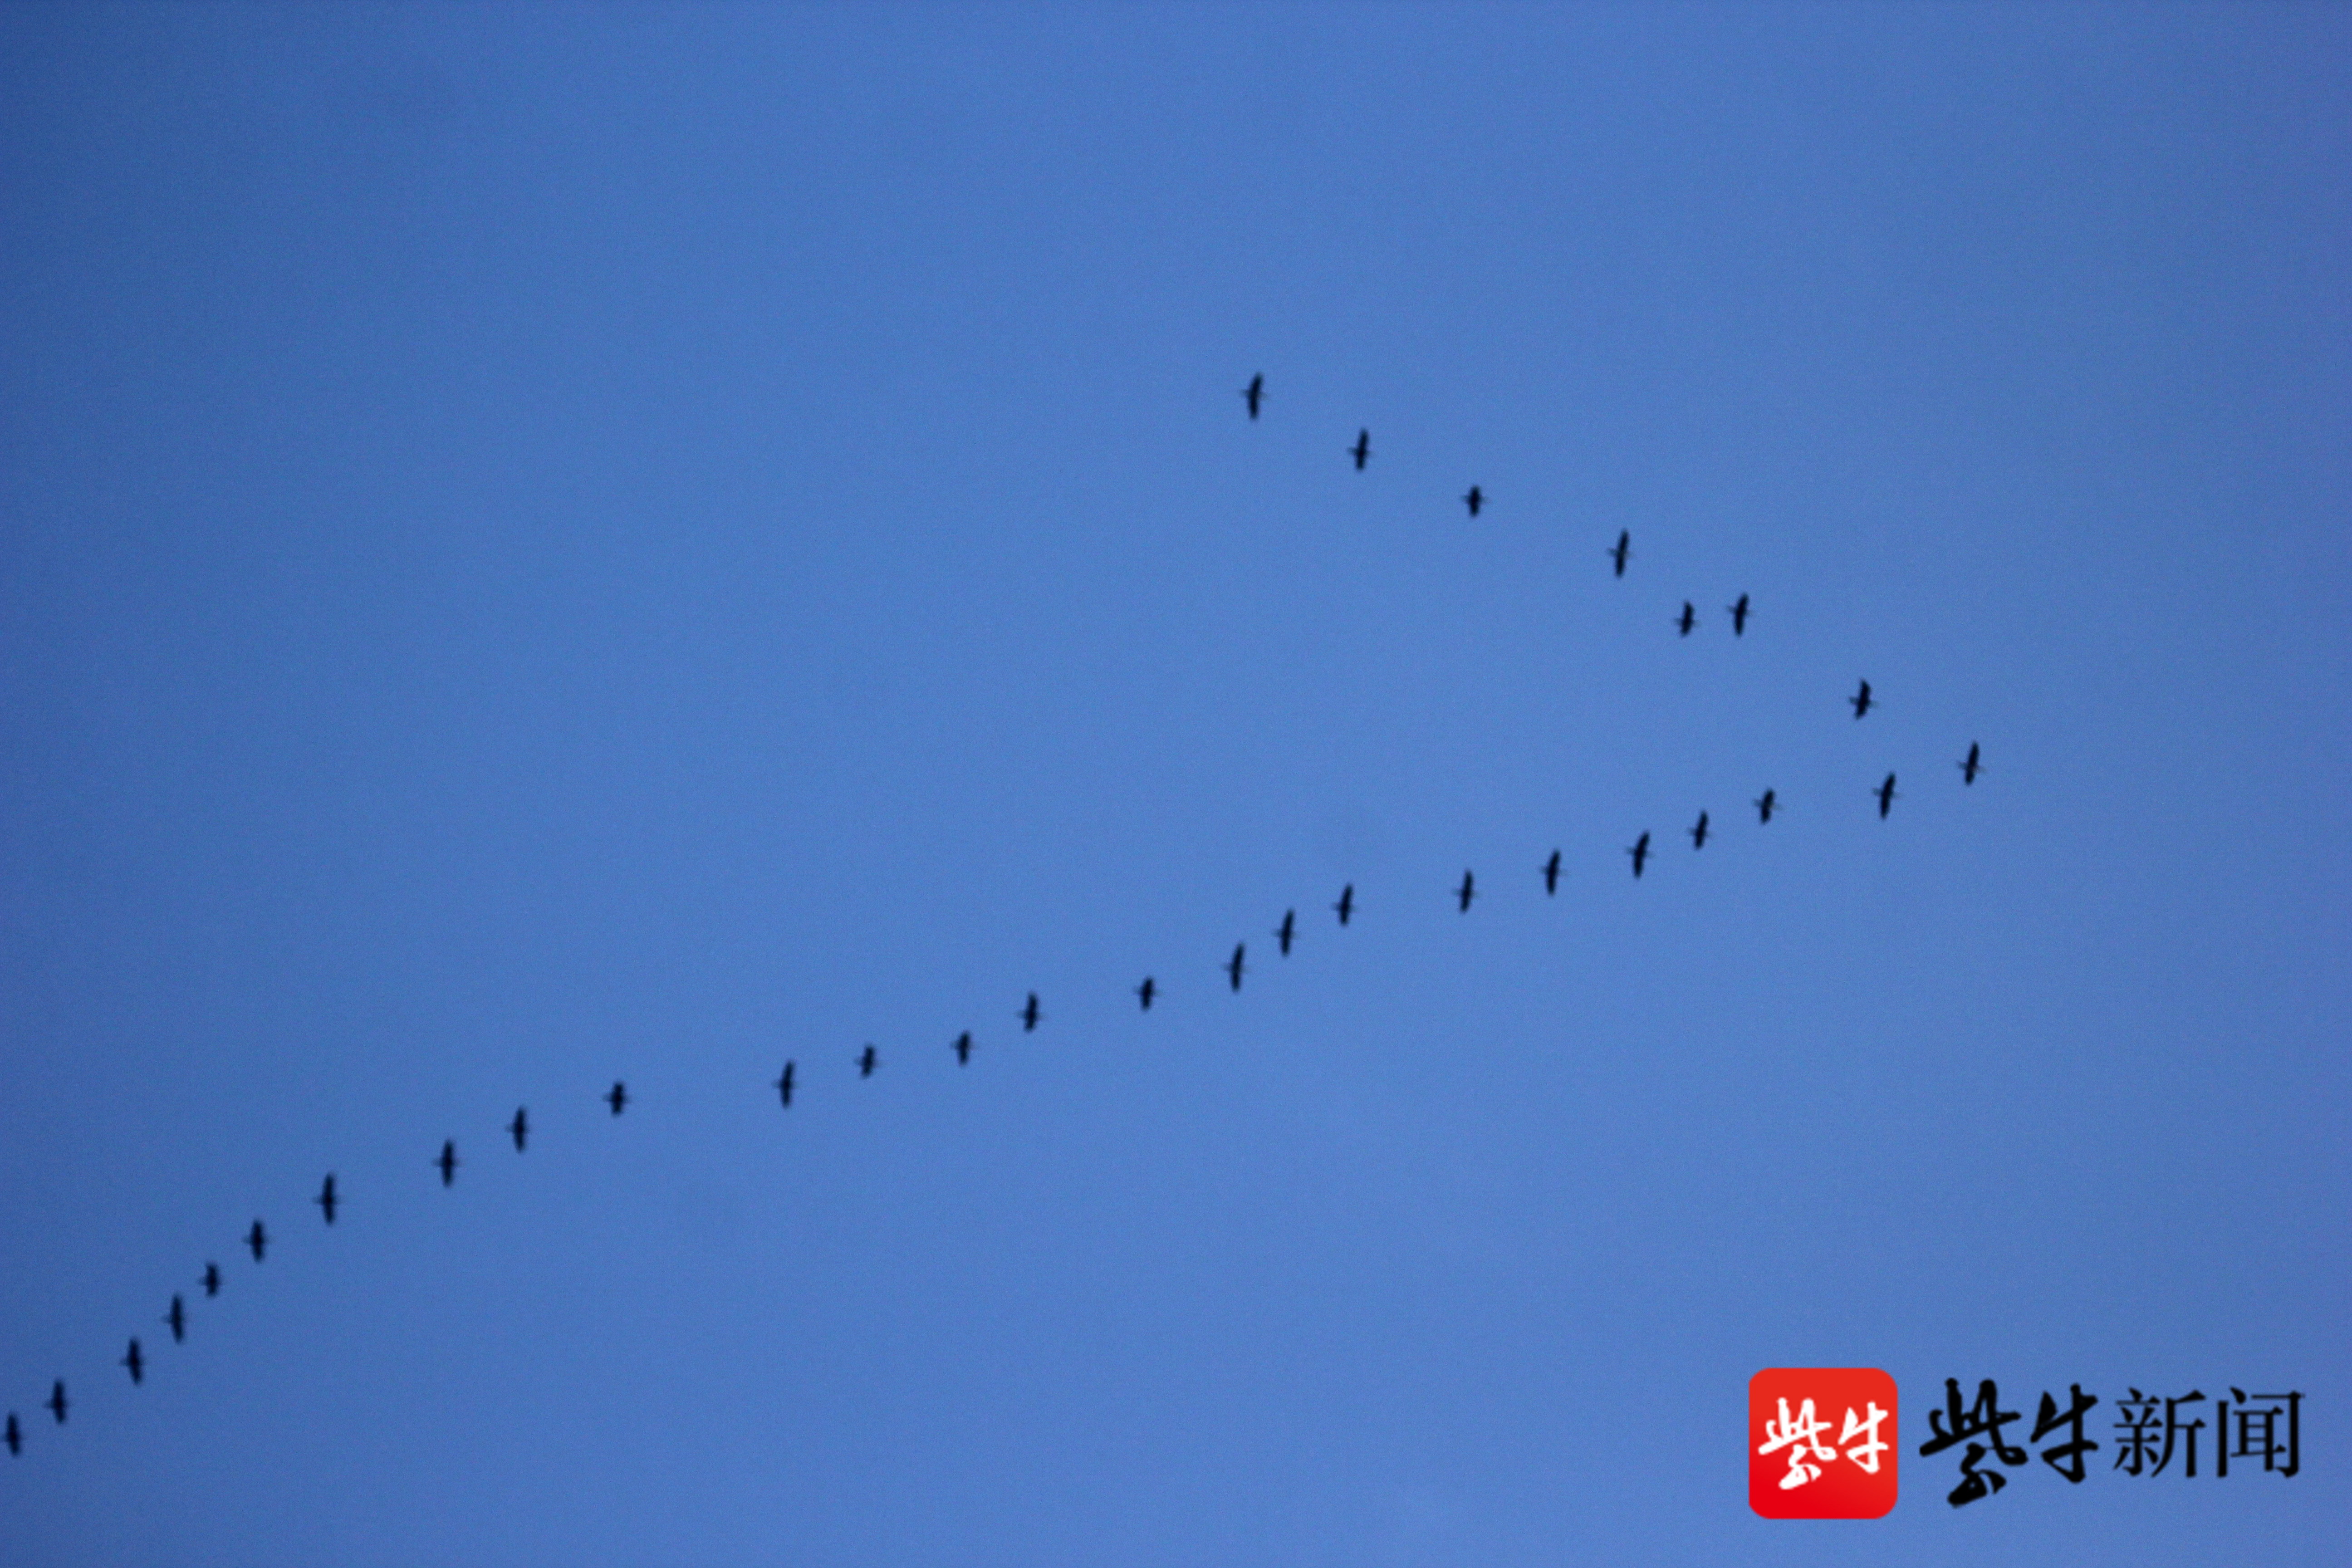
(2, 5, 2346, 1562)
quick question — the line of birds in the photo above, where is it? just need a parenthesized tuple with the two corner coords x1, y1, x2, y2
(5, 372, 1989, 1465)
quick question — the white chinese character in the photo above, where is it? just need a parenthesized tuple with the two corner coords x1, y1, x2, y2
(1759, 1396, 1838, 1489)
(1840, 1401, 1890, 1474)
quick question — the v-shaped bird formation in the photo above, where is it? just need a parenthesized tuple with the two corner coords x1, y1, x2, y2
(5, 371, 1990, 1465)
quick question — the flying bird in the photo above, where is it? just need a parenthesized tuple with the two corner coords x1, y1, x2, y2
(774, 1060, 796, 1106)
(1728, 593, 1750, 635)
(436, 1140, 459, 1188)
(246, 1220, 268, 1262)
(1349, 429, 1371, 470)
(1543, 849, 1562, 895)
(122, 1339, 143, 1387)
(1850, 680, 1874, 719)
(1690, 811, 1710, 850)
(954, 1032, 972, 1066)
(1333, 883, 1354, 926)
(201, 1262, 221, 1298)
(1462, 485, 1484, 517)
(1628, 832, 1651, 879)
(1877, 773, 1899, 818)
(1242, 373, 1264, 420)
(1275, 909, 1296, 956)
(1021, 992, 1042, 1032)
(1676, 602, 1696, 636)
(1226, 943, 1246, 992)
(315, 1173, 338, 1225)
(605, 1081, 628, 1116)
(47, 1382, 67, 1425)
(164, 1294, 186, 1344)
(1958, 742, 1983, 784)
(1136, 976, 1156, 1011)
(858, 1044, 878, 1078)
(509, 1106, 529, 1152)
(1754, 789, 1778, 824)
(1456, 870, 1476, 912)
(1609, 530, 1632, 578)
(5, 1413, 18, 1455)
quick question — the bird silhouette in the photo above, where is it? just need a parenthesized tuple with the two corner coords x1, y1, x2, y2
(1349, 429, 1371, 470)
(315, 1174, 338, 1225)
(1456, 869, 1476, 912)
(1610, 530, 1632, 578)
(605, 1081, 628, 1116)
(1690, 811, 1710, 850)
(246, 1220, 268, 1262)
(1136, 976, 1156, 1011)
(509, 1106, 529, 1152)
(858, 1044, 878, 1078)
(164, 1294, 186, 1344)
(201, 1262, 221, 1298)
(1226, 943, 1246, 992)
(1543, 849, 1562, 895)
(1728, 593, 1750, 635)
(1242, 373, 1264, 420)
(1628, 832, 1651, 878)
(1754, 789, 1778, 824)
(1851, 680, 1874, 719)
(1877, 773, 1899, 818)
(1275, 909, 1296, 956)
(1676, 602, 1696, 636)
(4, 1413, 18, 1455)
(122, 1339, 143, 1386)
(1958, 742, 1983, 784)
(436, 1141, 459, 1188)
(47, 1382, 66, 1425)
(954, 1031, 972, 1066)
(1462, 485, 1484, 517)
(1333, 884, 1354, 926)
(774, 1060, 796, 1106)
(1021, 992, 1042, 1032)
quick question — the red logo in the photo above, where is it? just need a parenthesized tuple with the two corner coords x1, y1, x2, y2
(1749, 1367, 1899, 1518)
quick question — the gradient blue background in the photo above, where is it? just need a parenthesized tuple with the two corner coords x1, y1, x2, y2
(2, 5, 2346, 1562)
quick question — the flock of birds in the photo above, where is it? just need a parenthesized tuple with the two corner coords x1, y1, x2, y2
(5, 371, 1987, 1466)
